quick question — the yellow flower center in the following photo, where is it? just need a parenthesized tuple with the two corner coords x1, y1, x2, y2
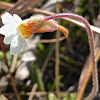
(17, 20, 35, 38)
(17, 16, 44, 38)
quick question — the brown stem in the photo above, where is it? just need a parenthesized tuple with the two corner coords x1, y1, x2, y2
(55, 1, 60, 99)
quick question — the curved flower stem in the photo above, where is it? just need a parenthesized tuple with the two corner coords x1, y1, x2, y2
(44, 13, 98, 100)
(76, 48, 100, 100)
(0, 35, 21, 100)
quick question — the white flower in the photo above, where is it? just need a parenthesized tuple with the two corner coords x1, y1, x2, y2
(0, 12, 27, 55)
(0, 12, 67, 55)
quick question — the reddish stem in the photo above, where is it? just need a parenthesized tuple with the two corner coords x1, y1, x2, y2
(44, 13, 98, 100)
(0, 35, 9, 68)
(0, 35, 21, 100)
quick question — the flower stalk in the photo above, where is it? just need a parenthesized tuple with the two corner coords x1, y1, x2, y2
(44, 13, 98, 100)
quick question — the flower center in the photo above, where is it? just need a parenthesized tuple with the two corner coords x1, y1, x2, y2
(17, 16, 44, 38)
(17, 20, 36, 38)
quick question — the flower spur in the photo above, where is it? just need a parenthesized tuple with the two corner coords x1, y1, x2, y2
(0, 12, 68, 55)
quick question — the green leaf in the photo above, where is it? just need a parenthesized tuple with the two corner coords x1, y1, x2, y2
(60, 55, 78, 66)
(33, 61, 45, 91)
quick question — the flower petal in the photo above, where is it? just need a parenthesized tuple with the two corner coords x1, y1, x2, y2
(10, 35, 23, 55)
(0, 23, 17, 36)
(13, 14, 22, 24)
(20, 39, 27, 52)
(3, 34, 15, 44)
(1, 12, 13, 25)
(0, 25, 9, 35)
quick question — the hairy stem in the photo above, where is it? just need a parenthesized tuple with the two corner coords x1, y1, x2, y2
(44, 13, 98, 100)
(76, 48, 100, 100)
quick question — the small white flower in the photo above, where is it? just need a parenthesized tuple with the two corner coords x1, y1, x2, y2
(0, 12, 65, 55)
(0, 12, 27, 55)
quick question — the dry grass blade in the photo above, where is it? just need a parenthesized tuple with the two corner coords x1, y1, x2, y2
(0, 1, 14, 9)
(0, 0, 42, 27)
(39, 36, 66, 43)
(15, 0, 42, 15)
(28, 84, 38, 100)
